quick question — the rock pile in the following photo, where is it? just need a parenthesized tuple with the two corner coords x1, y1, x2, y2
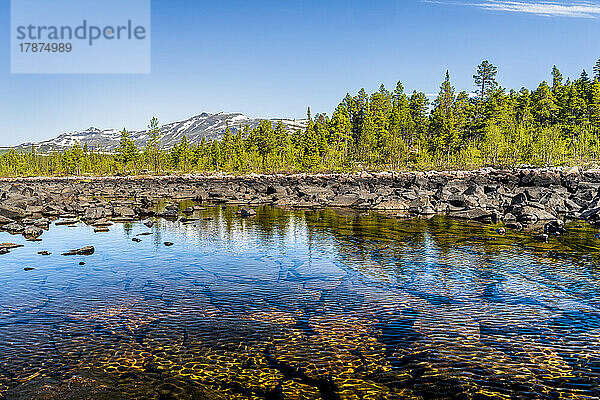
(0, 168, 598, 244)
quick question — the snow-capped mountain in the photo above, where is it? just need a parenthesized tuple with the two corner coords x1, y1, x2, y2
(13, 112, 308, 153)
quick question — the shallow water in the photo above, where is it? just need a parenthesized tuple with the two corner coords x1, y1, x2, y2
(0, 205, 599, 399)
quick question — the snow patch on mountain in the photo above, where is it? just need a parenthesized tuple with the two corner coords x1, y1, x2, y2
(13, 112, 308, 153)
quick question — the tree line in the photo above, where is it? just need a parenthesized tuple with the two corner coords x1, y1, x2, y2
(1, 59, 600, 177)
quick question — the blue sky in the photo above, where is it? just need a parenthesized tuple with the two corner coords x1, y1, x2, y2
(1, 0, 599, 146)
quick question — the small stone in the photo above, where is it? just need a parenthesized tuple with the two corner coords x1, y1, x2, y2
(164, 242, 174, 247)
(38, 251, 51, 256)
(132, 238, 142, 242)
(237, 208, 257, 217)
(79, 262, 85, 266)
(157, 209, 178, 219)
(0, 243, 23, 250)
(62, 246, 95, 256)
(55, 219, 79, 226)
(94, 227, 109, 233)
(544, 220, 566, 235)
(506, 222, 523, 230)
(144, 221, 155, 228)
(496, 227, 506, 235)
(533, 234, 549, 242)
(23, 267, 35, 271)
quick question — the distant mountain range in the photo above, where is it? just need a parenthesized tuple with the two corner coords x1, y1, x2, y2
(9, 112, 308, 153)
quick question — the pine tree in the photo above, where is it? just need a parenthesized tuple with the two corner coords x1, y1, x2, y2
(473, 60, 498, 100)
(552, 65, 563, 92)
(116, 129, 139, 173)
(430, 71, 457, 162)
(408, 91, 429, 147)
(531, 81, 558, 126)
(594, 58, 600, 81)
(145, 116, 161, 173)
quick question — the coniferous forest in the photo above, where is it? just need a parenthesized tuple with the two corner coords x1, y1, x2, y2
(2, 60, 600, 177)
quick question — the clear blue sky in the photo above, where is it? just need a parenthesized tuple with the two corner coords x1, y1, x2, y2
(1, 0, 599, 146)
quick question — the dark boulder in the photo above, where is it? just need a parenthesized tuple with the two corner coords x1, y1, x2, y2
(448, 208, 493, 222)
(237, 207, 257, 217)
(0, 204, 27, 220)
(544, 220, 566, 235)
(62, 246, 95, 256)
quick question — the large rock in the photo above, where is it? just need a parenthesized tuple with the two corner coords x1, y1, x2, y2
(112, 206, 136, 218)
(83, 207, 110, 221)
(330, 194, 360, 207)
(3, 222, 24, 234)
(0, 204, 27, 220)
(373, 199, 409, 210)
(25, 205, 44, 214)
(23, 225, 43, 238)
(448, 208, 493, 222)
(513, 206, 557, 222)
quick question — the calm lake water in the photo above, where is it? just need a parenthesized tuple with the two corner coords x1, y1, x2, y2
(0, 205, 599, 399)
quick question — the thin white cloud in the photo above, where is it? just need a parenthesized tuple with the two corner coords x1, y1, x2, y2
(424, 0, 600, 18)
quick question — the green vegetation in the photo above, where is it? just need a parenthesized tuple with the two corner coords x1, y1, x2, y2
(2, 60, 600, 176)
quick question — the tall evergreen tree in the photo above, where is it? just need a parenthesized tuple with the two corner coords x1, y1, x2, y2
(473, 60, 498, 100)
(430, 71, 457, 161)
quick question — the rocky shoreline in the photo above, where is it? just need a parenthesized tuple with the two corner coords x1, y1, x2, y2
(1, 168, 599, 249)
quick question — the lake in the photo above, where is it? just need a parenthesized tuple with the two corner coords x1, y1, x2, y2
(0, 205, 599, 399)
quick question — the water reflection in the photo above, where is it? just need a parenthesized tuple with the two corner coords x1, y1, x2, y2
(0, 206, 599, 399)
